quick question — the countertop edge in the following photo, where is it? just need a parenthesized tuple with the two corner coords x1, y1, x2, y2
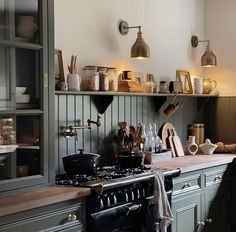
(0, 186, 90, 218)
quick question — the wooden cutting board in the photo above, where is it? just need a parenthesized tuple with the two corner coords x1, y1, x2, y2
(172, 128, 185, 157)
(161, 122, 175, 149)
(167, 128, 177, 157)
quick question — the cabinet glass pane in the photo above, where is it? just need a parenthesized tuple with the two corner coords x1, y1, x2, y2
(0, 46, 41, 110)
(15, 0, 39, 43)
(0, 115, 41, 180)
(16, 48, 40, 109)
(0, 0, 40, 44)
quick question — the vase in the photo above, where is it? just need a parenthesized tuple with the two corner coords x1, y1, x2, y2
(186, 136, 198, 155)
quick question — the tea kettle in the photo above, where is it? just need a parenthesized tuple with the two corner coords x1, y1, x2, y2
(203, 78, 217, 94)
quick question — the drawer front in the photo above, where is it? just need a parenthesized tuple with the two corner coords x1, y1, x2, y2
(0, 201, 83, 232)
(173, 170, 201, 196)
(204, 164, 229, 187)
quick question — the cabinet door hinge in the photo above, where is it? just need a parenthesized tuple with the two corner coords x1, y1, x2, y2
(43, 73, 48, 88)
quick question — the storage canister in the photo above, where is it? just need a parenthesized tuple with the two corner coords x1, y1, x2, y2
(107, 67, 118, 91)
(98, 67, 109, 91)
(82, 66, 99, 91)
(188, 123, 204, 145)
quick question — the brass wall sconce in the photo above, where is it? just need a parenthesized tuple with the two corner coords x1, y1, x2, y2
(119, 20, 150, 59)
(191, 35, 217, 67)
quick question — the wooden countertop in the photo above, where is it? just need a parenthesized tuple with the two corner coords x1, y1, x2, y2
(148, 154, 236, 173)
(0, 186, 90, 217)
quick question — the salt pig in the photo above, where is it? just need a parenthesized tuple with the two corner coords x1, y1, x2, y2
(199, 139, 217, 155)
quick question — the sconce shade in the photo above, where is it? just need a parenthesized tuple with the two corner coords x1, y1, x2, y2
(201, 45, 217, 67)
(131, 32, 150, 59)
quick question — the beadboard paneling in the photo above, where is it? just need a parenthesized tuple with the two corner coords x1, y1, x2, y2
(55, 94, 205, 173)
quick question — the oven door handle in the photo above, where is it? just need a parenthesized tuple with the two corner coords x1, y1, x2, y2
(124, 203, 142, 216)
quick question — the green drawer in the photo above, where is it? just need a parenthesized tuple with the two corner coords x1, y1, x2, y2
(173, 170, 201, 196)
(0, 199, 84, 232)
(204, 164, 229, 187)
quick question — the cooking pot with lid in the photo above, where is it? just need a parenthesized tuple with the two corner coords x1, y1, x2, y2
(62, 149, 100, 175)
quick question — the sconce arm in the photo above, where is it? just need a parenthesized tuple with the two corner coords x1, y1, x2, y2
(119, 20, 142, 35)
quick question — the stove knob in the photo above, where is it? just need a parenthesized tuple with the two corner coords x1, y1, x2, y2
(99, 197, 104, 210)
(105, 196, 111, 208)
(111, 193, 117, 206)
(130, 190, 135, 201)
(136, 189, 140, 199)
(142, 188, 146, 198)
(124, 191, 129, 203)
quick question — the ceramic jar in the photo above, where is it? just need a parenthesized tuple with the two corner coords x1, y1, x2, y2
(186, 136, 198, 155)
(67, 74, 81, 91)
(16, 16, 37, 40)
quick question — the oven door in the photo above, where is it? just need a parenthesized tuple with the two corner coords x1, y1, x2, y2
(87, 199, 158, 232)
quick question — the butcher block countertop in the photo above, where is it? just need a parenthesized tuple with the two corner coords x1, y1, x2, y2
(148, 154, 236, 173)
(0, 186, 90, 217)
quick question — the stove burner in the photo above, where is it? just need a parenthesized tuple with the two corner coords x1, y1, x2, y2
(56, 165, 152, 187)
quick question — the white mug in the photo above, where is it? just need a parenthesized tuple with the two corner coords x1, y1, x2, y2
(193, 78, 203, 94)
(67, 74, 81, 91)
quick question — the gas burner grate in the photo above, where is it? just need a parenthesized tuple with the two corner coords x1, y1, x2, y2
(56, 165, 152, 186)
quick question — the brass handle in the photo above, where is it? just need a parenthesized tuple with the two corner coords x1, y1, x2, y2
(182, 182, 192, 189)
(206, 218, 213, 224)
(198, 221, 205, 226)
(43, 73, 48, 88)
(214, 175, 222, 181)
(67, 214, 77, 221)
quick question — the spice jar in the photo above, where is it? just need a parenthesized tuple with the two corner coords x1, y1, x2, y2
(82, 66, 99, 91)
(98, 67, 109, 91)
(107, 68, 118, 91)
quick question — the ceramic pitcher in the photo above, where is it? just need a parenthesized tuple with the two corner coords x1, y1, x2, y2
(203, 78, 217, 94)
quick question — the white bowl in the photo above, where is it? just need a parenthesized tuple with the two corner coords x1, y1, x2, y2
(16, 87, 27, 94)
(16, 94, 30, 103)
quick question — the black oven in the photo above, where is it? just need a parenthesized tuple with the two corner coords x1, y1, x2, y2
(86, 179, 158, 232)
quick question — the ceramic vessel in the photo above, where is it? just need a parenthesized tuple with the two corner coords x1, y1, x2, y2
(67, 74, 81, 91)
(16, 16, 37, 40)
(186, 136, 198, 155)
(199, 139, 217, 155)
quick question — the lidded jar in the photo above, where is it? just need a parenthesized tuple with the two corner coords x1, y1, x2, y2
(107, 67, 118, 91)
(98, 67, 109, 91)
(82, 66, 99, 91)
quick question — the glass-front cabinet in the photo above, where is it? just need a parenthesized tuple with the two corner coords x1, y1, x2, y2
(0, 0, 53, 193)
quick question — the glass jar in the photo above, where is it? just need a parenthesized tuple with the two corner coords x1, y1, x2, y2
(144, 74, 155, 93)
(10, 130, 16, 144)
(98, 67, 109, 91)
(82, 66, 99, 91)
(108, 68, 118, 91)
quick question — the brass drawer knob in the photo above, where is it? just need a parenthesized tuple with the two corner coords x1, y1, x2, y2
(182, 182, 192, 189)
(214, 175, 222, 181)
(67, 214, 77, 221)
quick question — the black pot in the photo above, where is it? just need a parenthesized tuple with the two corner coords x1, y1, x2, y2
(62, 149, 100, 175)
(118, 152, 144, 169)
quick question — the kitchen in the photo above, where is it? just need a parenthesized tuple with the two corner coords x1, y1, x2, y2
(0, 0, 236, 231)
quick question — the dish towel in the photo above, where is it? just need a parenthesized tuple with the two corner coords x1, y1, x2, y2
(153, 170, 174, 232)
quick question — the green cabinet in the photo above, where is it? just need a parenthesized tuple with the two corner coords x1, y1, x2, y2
(0, 199, 85, 232)
(171, 164, 230, 232)
(0, 0, 54, 194)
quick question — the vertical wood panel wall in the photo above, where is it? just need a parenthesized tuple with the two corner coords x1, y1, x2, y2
(55, 94, 204, 173)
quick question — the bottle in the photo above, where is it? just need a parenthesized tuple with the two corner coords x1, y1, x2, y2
(141, 124, 148, 152)
(147, 123, 155, 152)
(152, 123, 162, 153)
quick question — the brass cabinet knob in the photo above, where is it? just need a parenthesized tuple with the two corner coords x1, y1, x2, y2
(214, 175, 222, 181)
(67, 214, 77, 221)
(206, 218, 213, 224)
(183, 182, 192, 189)
(198, 221, 205, 226)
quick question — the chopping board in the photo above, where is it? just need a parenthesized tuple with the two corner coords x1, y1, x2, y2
(161, 122, 185, 157)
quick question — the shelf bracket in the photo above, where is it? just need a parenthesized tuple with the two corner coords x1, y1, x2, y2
(153, 96, 168, 112)
(197, 97, 210, 111)
(92, 95, 114, 114)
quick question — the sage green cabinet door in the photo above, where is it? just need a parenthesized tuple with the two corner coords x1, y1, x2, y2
(202, 186, 229, 232)
(172, 192, 201, 232)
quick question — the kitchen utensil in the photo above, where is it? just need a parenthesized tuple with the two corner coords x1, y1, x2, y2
(171, 129, 185, 156)
(62, 149, 100, 175)
(167, 129, 176, 157)
(161, 122, 175, 149)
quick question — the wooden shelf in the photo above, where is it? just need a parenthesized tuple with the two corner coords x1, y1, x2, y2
(55, 90, 217, 97)
(55, 91, 217, 114)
